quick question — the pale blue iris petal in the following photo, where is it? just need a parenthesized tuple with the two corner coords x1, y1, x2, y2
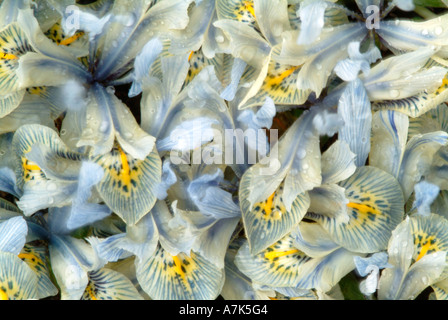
(338, 78, 371, 167)
(297, 0, 328, 45)
(17, 180, 77, 216)
(95, 0, 193, 81)
(156, 117, 219, 152)
(375, 17, 448, 53)
(237, 97, 276, 130)
(321, 140, 357, 185)
(394, 251, 447, 300)
(76, 87, 115, 156)
(377, 217, 413, 299)
(291, 221, 341, 258)
(355, 0, 381, 18)
(240, 107, 317, 209)
(308, 184, 350, 224)
(155, 160, 177, 200)
(412, 181, 440, 216)
(221, 58, 247, 101)
(91, 212, 159, 265)
(399, 131, 448, 201)
(0, 0, 28, 26)
(151, 200, 202, 256)
(67, 204, 112, 231)
(276, 23, 368, 97)
(213, 19, 271, 69)
(295, 247, 357, 292)
(188, 169, 240, 219)
(62, 9, 111, 41)
(25, 143, 82, 181)
(74, 161, 104, 206)
(395, 0, 415, 11)
(95, 84, 156, 160)
(255, 0, 290, 46)
(192, 217, 240, 269)
(129, 38, 163, 98)
(0, 167, 20, 198)
(361, 47, 446, 101)
(87, 234, 132, 264)
(335, 58, 370, 82)
(370, 110, 409, 178)
(168, 0, 216, 54)
(123, 213, 159, 262)
(0, 216, 27, 255)
(49, 235, 96, 300)
(354, 252, 391, 277)
(334, 41, 381, 81)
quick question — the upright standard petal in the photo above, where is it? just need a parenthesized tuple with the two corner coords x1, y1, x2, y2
(337, 78, 372, 167)
(370, 110, 409, 178)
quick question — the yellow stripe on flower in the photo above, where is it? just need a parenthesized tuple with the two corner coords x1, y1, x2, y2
(22, 158, 41, 171)
(263, 192, 275, 216)
(18, 253, 42, 263)
(244, 1, 256, 18)
(416, 241, 432, 262)
(346, 202, 381, 215)
(118, 146, 131, 186)
(0, 288, 8, 300)
(188, 51, 194, 61)
(0, 52, 18, 60)
(435, 73, 448, 95)
(172, 256, 187, 281)
(85, 283, 98, 300)
(266, 66, 299, 87)
(264, 249, 299, 260)
(59, 32, 85, 46)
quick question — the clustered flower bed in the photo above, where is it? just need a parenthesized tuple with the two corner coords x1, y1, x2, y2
(0, 0, 448, 300)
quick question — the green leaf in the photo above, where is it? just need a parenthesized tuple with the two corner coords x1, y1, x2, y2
(339, 272, 366, 300)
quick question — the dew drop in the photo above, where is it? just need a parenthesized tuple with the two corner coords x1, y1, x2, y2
(47, 182, 58, 191)
(390, 89, 400, 98)
(215, 35, 225, 43)
(435, 26, 443, 35)
(99, 121, 108, 133)
(296, 149, 307, 159)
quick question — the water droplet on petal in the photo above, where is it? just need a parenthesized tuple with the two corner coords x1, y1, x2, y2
(390, 89, 400, 98)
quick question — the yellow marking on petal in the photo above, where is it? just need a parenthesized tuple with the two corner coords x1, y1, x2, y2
(266, 66, 300, 87)
(188, 51, 194, 61)
(435, 73, 448, 95)
(27, 86, 47, 96)
(18, 253, 42, 263)
(263, 192, 275, 216)
(58, 32, 85, 46)
(0, 52, 18, 60)
(85, 283, 98, 300)
(414, 234, 439, 262)
(172, 256, 187, 281)
(118, 146, 131, 187)
(416, 241, 432, 262)
(22, 158, 41, 172)
(0, 288, 8, 300)
(243, 1, 256, 18)
(347, 202, 381, 215)
(264, 249, 299, 260)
